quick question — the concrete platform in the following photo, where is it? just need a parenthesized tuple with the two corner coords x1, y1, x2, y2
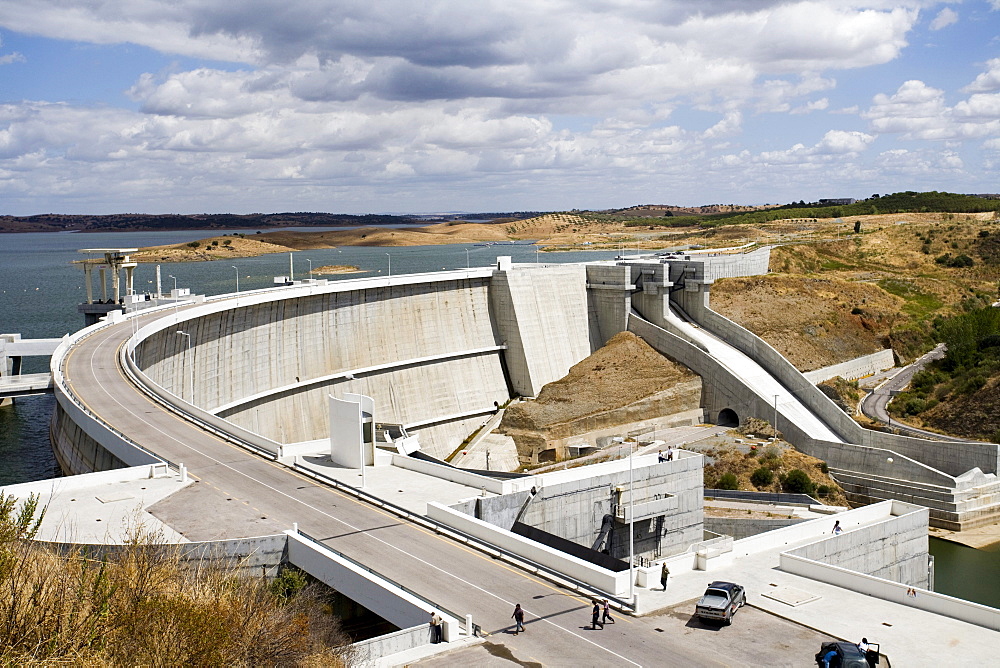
(297, 455, 497, 515)
(629, 520, 998, 667)
(1, 467, 191, 544)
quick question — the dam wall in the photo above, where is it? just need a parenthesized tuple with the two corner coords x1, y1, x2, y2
(490, 262, 594, 398)
(134, 272, 511, 459)
(130, 263, 604, 461)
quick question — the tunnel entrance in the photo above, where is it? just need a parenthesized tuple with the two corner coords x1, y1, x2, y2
(716, 408, 739, 427)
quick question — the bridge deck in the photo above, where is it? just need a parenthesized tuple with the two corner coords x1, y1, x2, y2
(0, 372, 54, 397)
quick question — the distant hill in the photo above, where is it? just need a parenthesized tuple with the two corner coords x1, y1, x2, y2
(630, 191, 1000, 228)
(0, 212, 422, 233)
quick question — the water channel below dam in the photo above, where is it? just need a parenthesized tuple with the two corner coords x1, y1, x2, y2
(0, 228, 998, 609)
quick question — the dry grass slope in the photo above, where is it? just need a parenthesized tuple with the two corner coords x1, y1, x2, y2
(0, 494, 353, 668)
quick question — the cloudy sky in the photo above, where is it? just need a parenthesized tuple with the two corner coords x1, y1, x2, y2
(1, 1, 999, 215)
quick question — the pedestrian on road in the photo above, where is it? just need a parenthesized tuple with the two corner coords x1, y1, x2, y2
(430, 611, 442, 643)
(658, 449, 666, 463)
(602, 599, 615, 624)
(660, 563, 670, 591)
(832, 520, 843, 535)
(512, 603, 525, 635)
(591, 600, 604, 629)
(666, 445, 674, 461)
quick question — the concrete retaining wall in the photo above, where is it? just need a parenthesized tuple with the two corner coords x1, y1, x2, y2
(390, 453, 535, 496)
(804, 349, 896, 384)
(704, 516, 807, 540)
(780, 555, 1000, 632)
(33, 533, 288, 578)
(352, 624, 431, 666)
(521, 453, 703, 560)
(785, 504, 930, 587)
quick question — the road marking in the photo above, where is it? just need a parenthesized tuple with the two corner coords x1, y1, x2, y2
(70, 323, 643, 667)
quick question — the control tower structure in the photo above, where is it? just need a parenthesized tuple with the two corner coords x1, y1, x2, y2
(77, 248, 138, 326)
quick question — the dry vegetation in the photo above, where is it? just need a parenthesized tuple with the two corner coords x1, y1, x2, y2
(501, 332, 697, 433)
(1, 494, 353, 667)
(703, 420, 847, 505)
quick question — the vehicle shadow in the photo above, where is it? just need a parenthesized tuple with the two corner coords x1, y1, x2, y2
(684, 615, 725, 632)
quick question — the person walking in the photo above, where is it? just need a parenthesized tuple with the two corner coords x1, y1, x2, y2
(591, 600, 604, 629)
(660, 562, 670, 591)
(601, 599, 615, 625)
(832, 520, 843, 535)
(430, 611, 442, 643)
(511, 603, 525, 635)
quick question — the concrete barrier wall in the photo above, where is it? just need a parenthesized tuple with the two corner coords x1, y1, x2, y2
(780, 554, 1000, 632)
(704, 517, 806, 540)
(0, 464, 168, 496)
(804, 349, 896, 384)
(286, 531, 439, 631)
(390, 453, 535, 495)
(732, 501, 894, 557)
(785, 505, 930, 588)
(352, 624, 430, 666)
(32, 533, 288, 577)
(427, 501, 629, 596)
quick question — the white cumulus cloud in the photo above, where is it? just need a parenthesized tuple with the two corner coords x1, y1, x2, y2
(929, 7, 958, 30)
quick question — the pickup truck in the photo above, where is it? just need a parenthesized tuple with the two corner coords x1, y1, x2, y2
(695, 581, 746, 625)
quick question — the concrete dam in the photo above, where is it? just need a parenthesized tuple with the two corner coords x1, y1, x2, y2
(50, 248, 1000, 529)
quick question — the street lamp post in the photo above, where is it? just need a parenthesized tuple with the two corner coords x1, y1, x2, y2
(465, 248, 470, 269)
(306, 258, 312, 277)
(232, 266, 239, 293)
(628, 438, 635, 606)
(176, 330, 192, 401)
(168, 274, 177, 293)
(385, 253, 391, 277)
(773, 394, 779, 440)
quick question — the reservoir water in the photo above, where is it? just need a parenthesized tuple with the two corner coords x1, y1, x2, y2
(1, 229, 997, 607)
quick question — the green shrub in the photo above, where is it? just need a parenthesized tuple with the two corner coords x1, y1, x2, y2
(819, 462, 829, 474)
(186, 241, 200, 248)
(781, 469, 815, 495)
(716, 473, 739, 490)
(750, 467, 774, 487)
(816, 485, 831, 497)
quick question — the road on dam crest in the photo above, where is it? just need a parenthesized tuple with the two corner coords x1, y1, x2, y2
(62, 305, 832, 666)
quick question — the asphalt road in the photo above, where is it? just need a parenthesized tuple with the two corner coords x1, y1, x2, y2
(859, 343, 974, 442)
(417, 601, 832, 668)
(64, 311, 763, 667)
